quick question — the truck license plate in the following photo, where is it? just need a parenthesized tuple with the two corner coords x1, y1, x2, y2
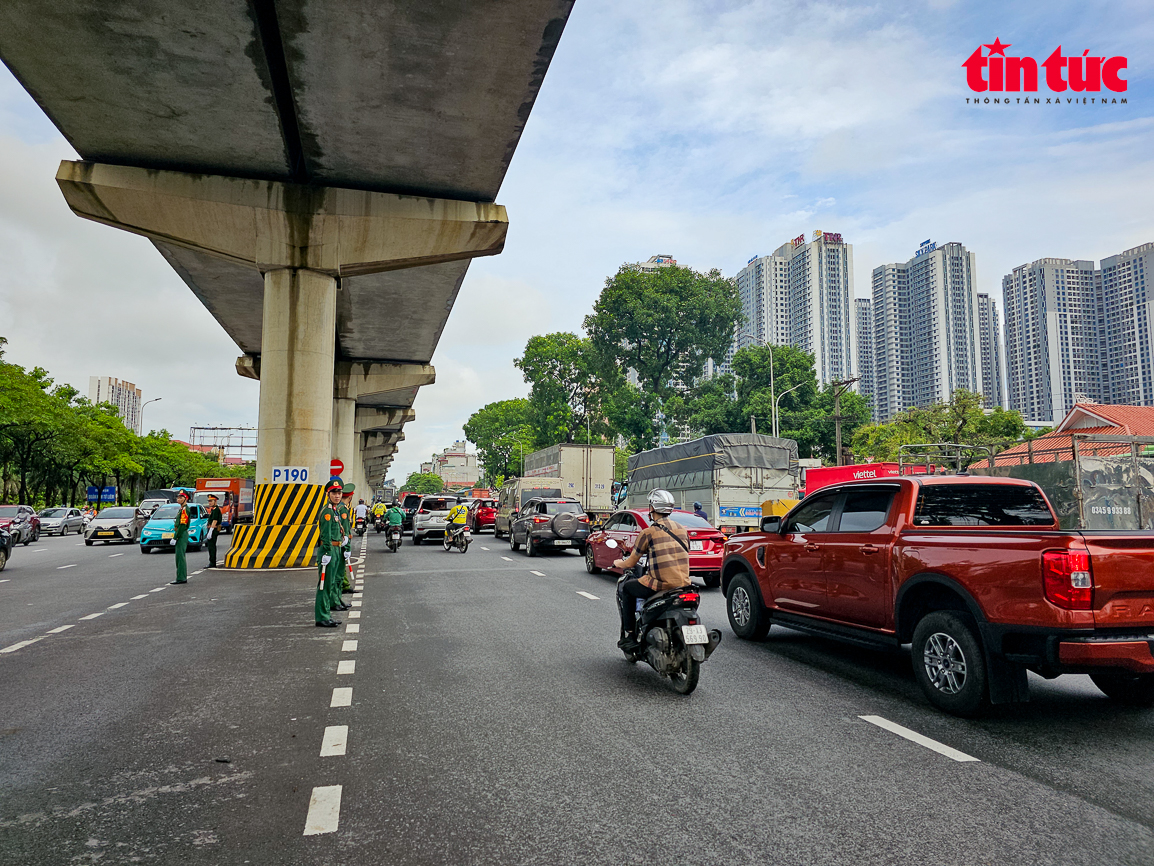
(682, 625, 709, 644)
(689, 540, 703, 551)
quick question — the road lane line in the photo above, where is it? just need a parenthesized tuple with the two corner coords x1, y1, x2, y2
(191, 569, 204, 575)
(303, 785, 342, 835)
(352, 592, 362, 599)
(1, 638, 44, 653)
(576, 591, 600, 600)
(337, 660, 356, 675)
(79, 612, 105, 620)
(481, 546, 490, 551)
(109, 553, 124, 558)
(107, 602, 129, 609)
(351, 600, 362, 607)
(320, 725, 348, 757)
(57, 564, 77, 570)
(342, 640, 358, 651)
(347, 610, 361, 619)
(530, 570, 546, 577)
(48, 625, 75, 633)
(0, 579, 8, 583)
(345, 623, 360, 634)
(149, 586, 167, 592)
(131, 594, 148, 600)
(858, 715, 979, 762)
(501, 556, 513, 562)
(330, 687, 353, 707)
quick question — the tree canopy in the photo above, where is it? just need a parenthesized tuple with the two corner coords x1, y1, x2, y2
(402, 472, 444, 495)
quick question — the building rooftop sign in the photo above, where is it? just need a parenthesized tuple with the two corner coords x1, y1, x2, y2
(915, 239, 937, 258)
(792, 233, 805, 247)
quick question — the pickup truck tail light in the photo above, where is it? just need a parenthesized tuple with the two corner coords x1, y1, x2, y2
(418, 509, 428, 514)
(1043, 549, 1094, 610)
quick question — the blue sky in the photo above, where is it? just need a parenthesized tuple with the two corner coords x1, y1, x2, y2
(1, 0, 1151, 482)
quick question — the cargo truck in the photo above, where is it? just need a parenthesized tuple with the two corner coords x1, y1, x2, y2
(523, 443, 616, 519)
(625, 434, 799, 533)
(194, 477, 255, 532)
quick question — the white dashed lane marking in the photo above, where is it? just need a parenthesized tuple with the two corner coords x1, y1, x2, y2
(107, 602, 129, 609)
(320, 725, 348, 757)
(337, 660, 356, 675)
(303, 785, 342, 835)
(79, 612, 104, 620)
(1, 638, 43, 654)
(109, 553, 124, 558)
(480, 546, 490, 551)
(341, 640, 358, 651)
(351, 600, 361, 607)
(0, 579, 8, 583)
(131, 594, 148, 600)
(57, 564, 77, 570)
(149, 586, 167, 592)
(501, 556, 513, 562)
(47, 625, 74, 633)
(858, 715, 980, 763)
(330, 687, 353, 707)
(347, 610, 361, 619)
(577, 591, 600, 600)
(345, 623, 360, 634)
(530, 570, 546, 577)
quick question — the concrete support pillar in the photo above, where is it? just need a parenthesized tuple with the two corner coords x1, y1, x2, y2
(256, 269, 338, 484)
(331, 395, 357, 483)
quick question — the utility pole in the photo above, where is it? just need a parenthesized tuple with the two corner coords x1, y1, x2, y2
(831, 377, 860, 467)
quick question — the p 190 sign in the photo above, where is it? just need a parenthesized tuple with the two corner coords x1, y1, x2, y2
(272, 466, 310, 483)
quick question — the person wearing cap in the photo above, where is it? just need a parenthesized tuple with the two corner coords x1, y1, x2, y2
(205, 494, 223, 568)
(169, 490, 192, 585)
(315, 479, 344, 627)
(693, 501, 708, 521)
(332, 482, 355, 609)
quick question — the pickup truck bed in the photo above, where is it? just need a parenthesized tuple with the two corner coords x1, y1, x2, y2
(721, 475, 1154, 715)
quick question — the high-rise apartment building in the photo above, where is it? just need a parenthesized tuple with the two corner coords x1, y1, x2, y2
(727, 230, 855, 386)
(854, 298, 875, 417)
(870, 240, 982, 421)
(1004, 243, 1154, 423)
(88, 376, 143, 433)
(976, 293, 1005, 409)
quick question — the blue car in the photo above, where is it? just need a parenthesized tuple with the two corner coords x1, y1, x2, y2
(139, 503, 208, 553)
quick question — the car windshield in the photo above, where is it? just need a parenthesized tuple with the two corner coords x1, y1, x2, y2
(476, 500, 496, 509)
(668, 512, 713, 529)
(99, 508, 136, 519)
(544, 502, 583, 515)
(150, 505, 181, 519)
(422, 498, 451, 511)
(403, 494, 423, 509)
(41, 508, 68, 517)
(0, 506, 20, 518)
(141, 500, 166, 508)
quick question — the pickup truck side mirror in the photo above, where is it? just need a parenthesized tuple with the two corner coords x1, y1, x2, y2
(760, 515, 782, 533)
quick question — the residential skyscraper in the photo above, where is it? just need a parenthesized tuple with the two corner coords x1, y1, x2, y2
(870, 240, 982, 421)
(727, 230, 855, 386)
(88, 376, 143, 434)
(855, 297, 875, 417)
(1003, 257, 1102, 424)
(1099, 242, 1154, 406)
(976, 293, 1005, 409)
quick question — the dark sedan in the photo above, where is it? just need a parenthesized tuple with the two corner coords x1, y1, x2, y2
(508, 498, 590, 557)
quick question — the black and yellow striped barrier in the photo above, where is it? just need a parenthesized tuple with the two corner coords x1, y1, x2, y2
(224, 483, 325, 569)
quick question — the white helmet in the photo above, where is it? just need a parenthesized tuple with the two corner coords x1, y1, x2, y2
(647, 489, 676, 515)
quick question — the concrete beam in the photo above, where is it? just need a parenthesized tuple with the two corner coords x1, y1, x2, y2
(57, 161, 508, 276)
(362, 431, 404, 449)
(355, 407, 416, 434)
(334, 362, 435, 408)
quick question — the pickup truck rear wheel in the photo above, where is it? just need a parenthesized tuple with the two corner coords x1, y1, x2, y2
(726, 573, 770, 641)
(1090, 672, 1154, 707)
(912, 612, 989, 717)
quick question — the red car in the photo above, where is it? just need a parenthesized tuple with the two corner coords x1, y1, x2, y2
(468, 498, 497, 532)
(0, 505, 40, 546)
(584, 509, 727, 586)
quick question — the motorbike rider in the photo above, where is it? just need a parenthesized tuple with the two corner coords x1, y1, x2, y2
(446, 496, 470, 539)
(371, 499, 387, 520)
(693, 501, 708, 521)
(385, 500, 405, 532)
(612, 489, 692, 649)
(355, 498, 369, 524)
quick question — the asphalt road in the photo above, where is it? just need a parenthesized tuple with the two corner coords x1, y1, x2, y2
(1, 529, 1152, 865)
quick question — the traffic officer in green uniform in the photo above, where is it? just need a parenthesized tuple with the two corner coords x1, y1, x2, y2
(330, 482, 354, 611)
(316, 479, 343, 627)
(205, 493, 223, 568)
(169, 489, 191, 585)
(338, 482, 356, 596)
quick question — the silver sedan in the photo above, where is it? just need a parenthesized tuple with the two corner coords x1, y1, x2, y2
(38, 507, 85, 535)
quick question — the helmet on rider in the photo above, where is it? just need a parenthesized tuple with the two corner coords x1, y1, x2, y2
(456, 496, 464, 504)
(693, 501, 703, 510)
(647, 489, 676, 515)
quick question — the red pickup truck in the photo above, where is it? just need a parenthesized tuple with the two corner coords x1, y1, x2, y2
(721, 475, 1154, 715)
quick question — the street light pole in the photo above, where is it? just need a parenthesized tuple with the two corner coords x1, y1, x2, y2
(831, 377, 860, 466)
(774, 382, 803, 438)
(139, 397, 161, 435)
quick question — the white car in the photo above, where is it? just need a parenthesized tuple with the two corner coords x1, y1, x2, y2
(39, 507, 85, 535)
(411, 496, 454, 545)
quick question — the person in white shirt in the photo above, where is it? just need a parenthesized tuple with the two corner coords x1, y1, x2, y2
(354, 500, 369, 520)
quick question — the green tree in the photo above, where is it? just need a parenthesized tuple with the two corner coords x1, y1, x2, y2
(514, 332, 619, 447)
(403, 472, 444, 495)
(463, 399, 535, 482)
(584, 263, 742, 401)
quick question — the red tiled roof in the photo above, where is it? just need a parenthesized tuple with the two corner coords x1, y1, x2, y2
(1055, 404, 1154, 434)
(995, 404, 1154, 465)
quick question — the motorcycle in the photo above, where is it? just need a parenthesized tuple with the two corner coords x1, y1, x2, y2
(386, 524, 402, 552)
(605, 538, 721, 694)
(443, 523, 470, 553)
(373, 513, 385, 533)
(355, 515, 367, 536)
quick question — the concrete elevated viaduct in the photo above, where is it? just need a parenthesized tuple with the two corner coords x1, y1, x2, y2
(0, 0, 573, 566)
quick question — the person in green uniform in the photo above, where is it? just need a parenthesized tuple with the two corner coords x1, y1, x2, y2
(338, 482, 356, 596)
(329, 482, 354, 611)
(205, 493, 223, 568)
(316, 479, 344, 627)
(169, 490, 191, 585)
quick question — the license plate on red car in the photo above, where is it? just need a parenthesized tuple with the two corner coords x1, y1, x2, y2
(689, 540, 703, 551)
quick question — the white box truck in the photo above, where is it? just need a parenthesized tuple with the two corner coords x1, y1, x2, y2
(523, 443, 616, 519)
(625, 434, 799, 532)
